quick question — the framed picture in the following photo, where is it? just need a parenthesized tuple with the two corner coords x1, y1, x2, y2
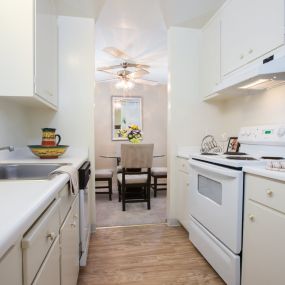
(226, 137, 240, 153)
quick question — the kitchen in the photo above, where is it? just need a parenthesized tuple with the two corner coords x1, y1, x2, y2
(1, 0, 285, 285)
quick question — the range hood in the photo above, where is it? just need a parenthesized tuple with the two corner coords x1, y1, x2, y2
(209, 54, 285, 98)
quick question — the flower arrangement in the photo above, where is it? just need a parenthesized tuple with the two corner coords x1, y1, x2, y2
(117, 124, 143, 144)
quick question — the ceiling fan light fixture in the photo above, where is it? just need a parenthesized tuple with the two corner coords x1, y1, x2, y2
(115, 79, 134, 90)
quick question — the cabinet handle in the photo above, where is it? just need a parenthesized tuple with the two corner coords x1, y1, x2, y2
(248, 49, 253, 54)
(266, 189, 273, 197)
(248, 215, 255, 222)
(47, 232, 56, 242)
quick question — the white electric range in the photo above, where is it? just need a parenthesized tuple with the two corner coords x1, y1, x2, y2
(188, 124, 285, 285)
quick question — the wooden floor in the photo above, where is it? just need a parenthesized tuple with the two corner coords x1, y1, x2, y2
(78, 224, 225, 285)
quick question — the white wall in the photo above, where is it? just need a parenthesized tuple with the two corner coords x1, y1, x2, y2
(219, 85, 285, 135)
(26, 16, 96, 227)
(95, 82, 167, 170)
(167, 26, 230, 224)
(0, 99, 30, 146)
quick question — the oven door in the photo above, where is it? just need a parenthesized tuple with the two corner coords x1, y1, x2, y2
(189, 159, 243, 254)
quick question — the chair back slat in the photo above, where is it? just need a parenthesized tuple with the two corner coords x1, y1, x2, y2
(121, 144, 154, 169)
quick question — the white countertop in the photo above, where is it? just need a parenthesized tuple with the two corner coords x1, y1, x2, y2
(0, 147, 88, 258)
(244, 165, 285, 182)
(177, 146, 200, 159)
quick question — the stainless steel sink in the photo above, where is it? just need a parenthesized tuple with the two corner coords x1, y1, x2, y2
(0, 163, 68, 180)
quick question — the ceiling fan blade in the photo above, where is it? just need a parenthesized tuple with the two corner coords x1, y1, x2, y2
(96, 78, 118, 83)
(97, 65, 122, 71)
(103, 47, 130, 60)
(127, 63, 150, 69)
(128, 69, 149, 79)
(134, 79, 160, 86)
(96, 70, 121, 78)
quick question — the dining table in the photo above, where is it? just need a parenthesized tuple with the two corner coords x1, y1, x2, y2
(100, 154, 165, 166)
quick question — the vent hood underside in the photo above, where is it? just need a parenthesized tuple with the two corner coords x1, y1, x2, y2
(207, 54, 285, 99)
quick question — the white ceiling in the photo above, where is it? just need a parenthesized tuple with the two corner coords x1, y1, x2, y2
(94, 0, 225, 84)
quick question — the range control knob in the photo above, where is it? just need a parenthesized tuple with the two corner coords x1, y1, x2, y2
(277, 127, 285, 137)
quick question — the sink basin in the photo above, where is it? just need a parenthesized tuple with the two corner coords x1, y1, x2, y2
(0, 163, 68, 180)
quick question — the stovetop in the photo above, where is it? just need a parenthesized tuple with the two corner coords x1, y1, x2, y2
(191, 153, 267, 168)
(193, 124, 285, 169)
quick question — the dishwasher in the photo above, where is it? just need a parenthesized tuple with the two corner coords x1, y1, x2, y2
(78, 161, 91, 266)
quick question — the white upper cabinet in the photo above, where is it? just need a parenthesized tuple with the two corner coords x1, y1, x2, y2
(200, 14, 221, 98)
(0, 0, 58, 109)
(221, 0, 285, 76)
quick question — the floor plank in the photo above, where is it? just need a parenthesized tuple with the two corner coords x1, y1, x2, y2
(78, 224, 225, 285)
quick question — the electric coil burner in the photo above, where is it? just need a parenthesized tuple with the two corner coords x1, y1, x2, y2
(226, 156, 257, 160)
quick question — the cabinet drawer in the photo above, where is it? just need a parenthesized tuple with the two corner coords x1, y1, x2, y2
(246, 174, 285, 214)
(22, 200, 60, 285)
(32, 236, 60, 285)
(59, 184, 75, 224)
(177, 157, 190, 174)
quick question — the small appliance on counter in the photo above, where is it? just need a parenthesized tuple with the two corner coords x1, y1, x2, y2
(28, 128, 69, 159)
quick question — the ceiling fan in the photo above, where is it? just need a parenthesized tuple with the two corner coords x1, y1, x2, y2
(96, 47, 160, 88)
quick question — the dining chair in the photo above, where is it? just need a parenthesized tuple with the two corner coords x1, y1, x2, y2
(95, 169, 114, 201)
(151, 167, 167, 197)
(117, 143, 154, 211)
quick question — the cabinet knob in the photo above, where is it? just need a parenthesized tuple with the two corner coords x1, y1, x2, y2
(71, 222, 76, 228)
(248, 215, 255, 222)
(248, 49, 253, 54)
(266, 189, 273, 197)
(74, 214, 78, 219)
(186, 183, 190, 186)
(47, 232, 56, 242)
(240, 54, 244, 60)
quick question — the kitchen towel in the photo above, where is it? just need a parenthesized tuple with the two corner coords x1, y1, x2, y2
(50, 165, 79, 195)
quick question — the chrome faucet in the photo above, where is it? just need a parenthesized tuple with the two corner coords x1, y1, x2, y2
(0, 146, 14, 152)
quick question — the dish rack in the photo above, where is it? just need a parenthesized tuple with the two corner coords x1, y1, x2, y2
(200, 135, 223, 154)
(266, 160, 285, 172)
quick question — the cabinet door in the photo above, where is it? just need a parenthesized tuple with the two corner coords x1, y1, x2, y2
(0, 241, 22, 285)
(176, 169, 190, 231)
(60, 196, 79, 285)
(242, 200, 285, 285)
(245, 0, 284, 64)
(200, 14, 221, 97)
(0, 0, 34, 97)
(181, 172, 190, 231)
(32, 237, 60, 285)
(222, 0, 284, 76)
(221, 0, 247, 76)
(35, 0, 58, 106)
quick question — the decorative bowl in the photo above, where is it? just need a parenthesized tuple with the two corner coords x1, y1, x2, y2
(28, 145, 69, 159)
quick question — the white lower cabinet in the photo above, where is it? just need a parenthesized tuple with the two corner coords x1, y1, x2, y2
(0, 183, 81, 285)
(242, 174, 285, 285)
(176, 157, 190, 231)
(32, 237, 60, 285)
(60, 196, 80, 285)
(0, 241, 22, 285)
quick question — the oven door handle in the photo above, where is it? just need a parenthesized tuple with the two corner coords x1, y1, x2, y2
(189, 159, 241, 179)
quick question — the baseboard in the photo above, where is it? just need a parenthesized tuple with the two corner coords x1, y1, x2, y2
(167, 218, 180, 226)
